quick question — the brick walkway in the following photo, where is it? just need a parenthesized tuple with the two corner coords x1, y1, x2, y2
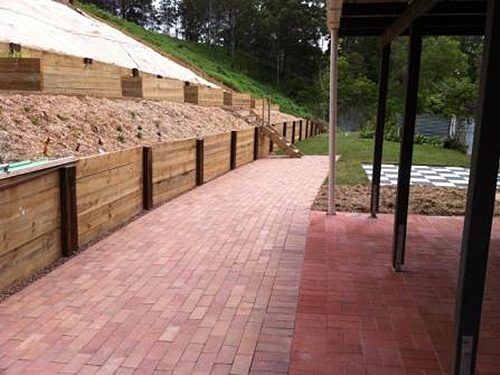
(291, 212, 500, 374)
(0, 156, 328, 374)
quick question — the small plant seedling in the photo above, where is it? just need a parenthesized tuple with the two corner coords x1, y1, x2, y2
(29, 115, 40, 126)
(116, 125, 123, 132)
(117, 134, 125, 143)
(136, 131, 143, 139)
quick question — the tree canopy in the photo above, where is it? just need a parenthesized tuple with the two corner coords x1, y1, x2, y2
(81, 0, 482, 127)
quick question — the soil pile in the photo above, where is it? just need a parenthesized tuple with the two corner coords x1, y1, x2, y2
(0, 94, 298, 162)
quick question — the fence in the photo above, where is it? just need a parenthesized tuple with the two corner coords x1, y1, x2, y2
(0, 120, 321, 290)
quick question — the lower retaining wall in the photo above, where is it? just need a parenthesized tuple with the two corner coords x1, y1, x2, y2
(0, 120, 320, 291)
(76, 148, 143, 246)
(152, 139, 197, 207)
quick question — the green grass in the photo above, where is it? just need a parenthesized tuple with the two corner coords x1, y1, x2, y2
(76, 2, 312, 118)
(297, 132, 471, 185)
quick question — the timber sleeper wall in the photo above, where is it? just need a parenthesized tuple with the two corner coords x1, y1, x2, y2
(0, 58, 42, 91)
(224, 92, 252, 108)
(0, 121, 316, 291)
(76, 148, 143, 246)
(152, 139, 197, 207)
(184, 85, 224, 107)
(122, 75, 185, 103)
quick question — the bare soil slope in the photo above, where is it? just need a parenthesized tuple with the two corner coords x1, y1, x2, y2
(0, 94, 298, 162)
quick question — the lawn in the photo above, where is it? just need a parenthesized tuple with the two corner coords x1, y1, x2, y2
(297, 132, 471, 185)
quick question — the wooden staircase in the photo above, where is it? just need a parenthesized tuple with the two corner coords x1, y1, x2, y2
(261, 125, 303, 158)
(224, 107, 303, 158)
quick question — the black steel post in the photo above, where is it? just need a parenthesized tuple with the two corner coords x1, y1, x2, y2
(391, 20, 423, 272)
(142, 146, 153, 210)
(370, 43, 392, 218)
(230, 131, 237, 170)
(254, 127, 259, 160)
(453, 1, 500, 373)
(59, 165, 78, 257)
(196, 138, 204, 186)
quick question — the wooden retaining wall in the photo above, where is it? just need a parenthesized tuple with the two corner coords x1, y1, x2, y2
(224, 92, 252, 108)
(76, 148, 143, 246)
(122, 75, 185, 102)
(0, 171, 61, 290)
(0, 58, 42, 91)
(152, 139, 197, 206)
(0, 49, 272, 110)
(43, 54, 123, 97)
(184, 86, 224, 107)
(258, 129, 271, 159)
(204, 133, 231, 182)
(236, 128, 255, 167)
(0, 120, 317, 291)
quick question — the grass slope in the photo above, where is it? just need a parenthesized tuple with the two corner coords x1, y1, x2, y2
(298, 133, 470, 185)
(77, 2, 312, 118)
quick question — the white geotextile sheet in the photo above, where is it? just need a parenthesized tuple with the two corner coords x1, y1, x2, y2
(0, 0, 218, 88)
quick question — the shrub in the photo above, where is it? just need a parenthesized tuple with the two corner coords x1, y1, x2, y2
(414, 134, 443, 146)
(443, 138, 468, 154)
(359, 121, 375, 139)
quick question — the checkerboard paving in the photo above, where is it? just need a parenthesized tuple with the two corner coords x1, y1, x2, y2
(362, 164, 500, 189)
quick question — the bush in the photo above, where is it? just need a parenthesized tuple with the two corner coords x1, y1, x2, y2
(359, 120, 375, 139)
(414, 134, 443, 146)
(443, 138, 468, 154)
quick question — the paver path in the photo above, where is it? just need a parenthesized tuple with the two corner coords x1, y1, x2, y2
(0, 156, 328, 375)
(291, 212, 500, 374)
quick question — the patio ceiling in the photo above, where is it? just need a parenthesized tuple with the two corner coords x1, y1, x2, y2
(339, 0, 488, 37)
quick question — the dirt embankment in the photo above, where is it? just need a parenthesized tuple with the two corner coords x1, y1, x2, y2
(314, 185, 500, 216)
(0, 94, 299, 162)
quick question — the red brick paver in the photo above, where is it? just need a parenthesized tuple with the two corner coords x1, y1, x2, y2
(0, 156, 328, 374)
(291, 212, 500, 374)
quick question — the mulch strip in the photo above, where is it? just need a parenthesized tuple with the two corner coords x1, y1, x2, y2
(313, 185, 500, 216)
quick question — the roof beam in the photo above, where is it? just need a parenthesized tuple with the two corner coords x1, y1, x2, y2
(382, 0, 442, 45)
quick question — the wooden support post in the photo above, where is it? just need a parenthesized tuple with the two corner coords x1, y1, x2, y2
(283, 122, 288, 138)
(59, 165, 78, 257)
(311, 121, 314, 137)
(292, 121, 296, 144)
(269, 139, 274, 153)
(305, 121, 309, 139)
(299, 120, 303, 142)
(254, 127, 260, 161)
(370, 42, 392, 218)
(392, 20, 423, 272)
(453, 1, 500, 373)
(230, 131, 237, 170)
(196, 138, 204, 186)
(143, 146, 153, 211)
